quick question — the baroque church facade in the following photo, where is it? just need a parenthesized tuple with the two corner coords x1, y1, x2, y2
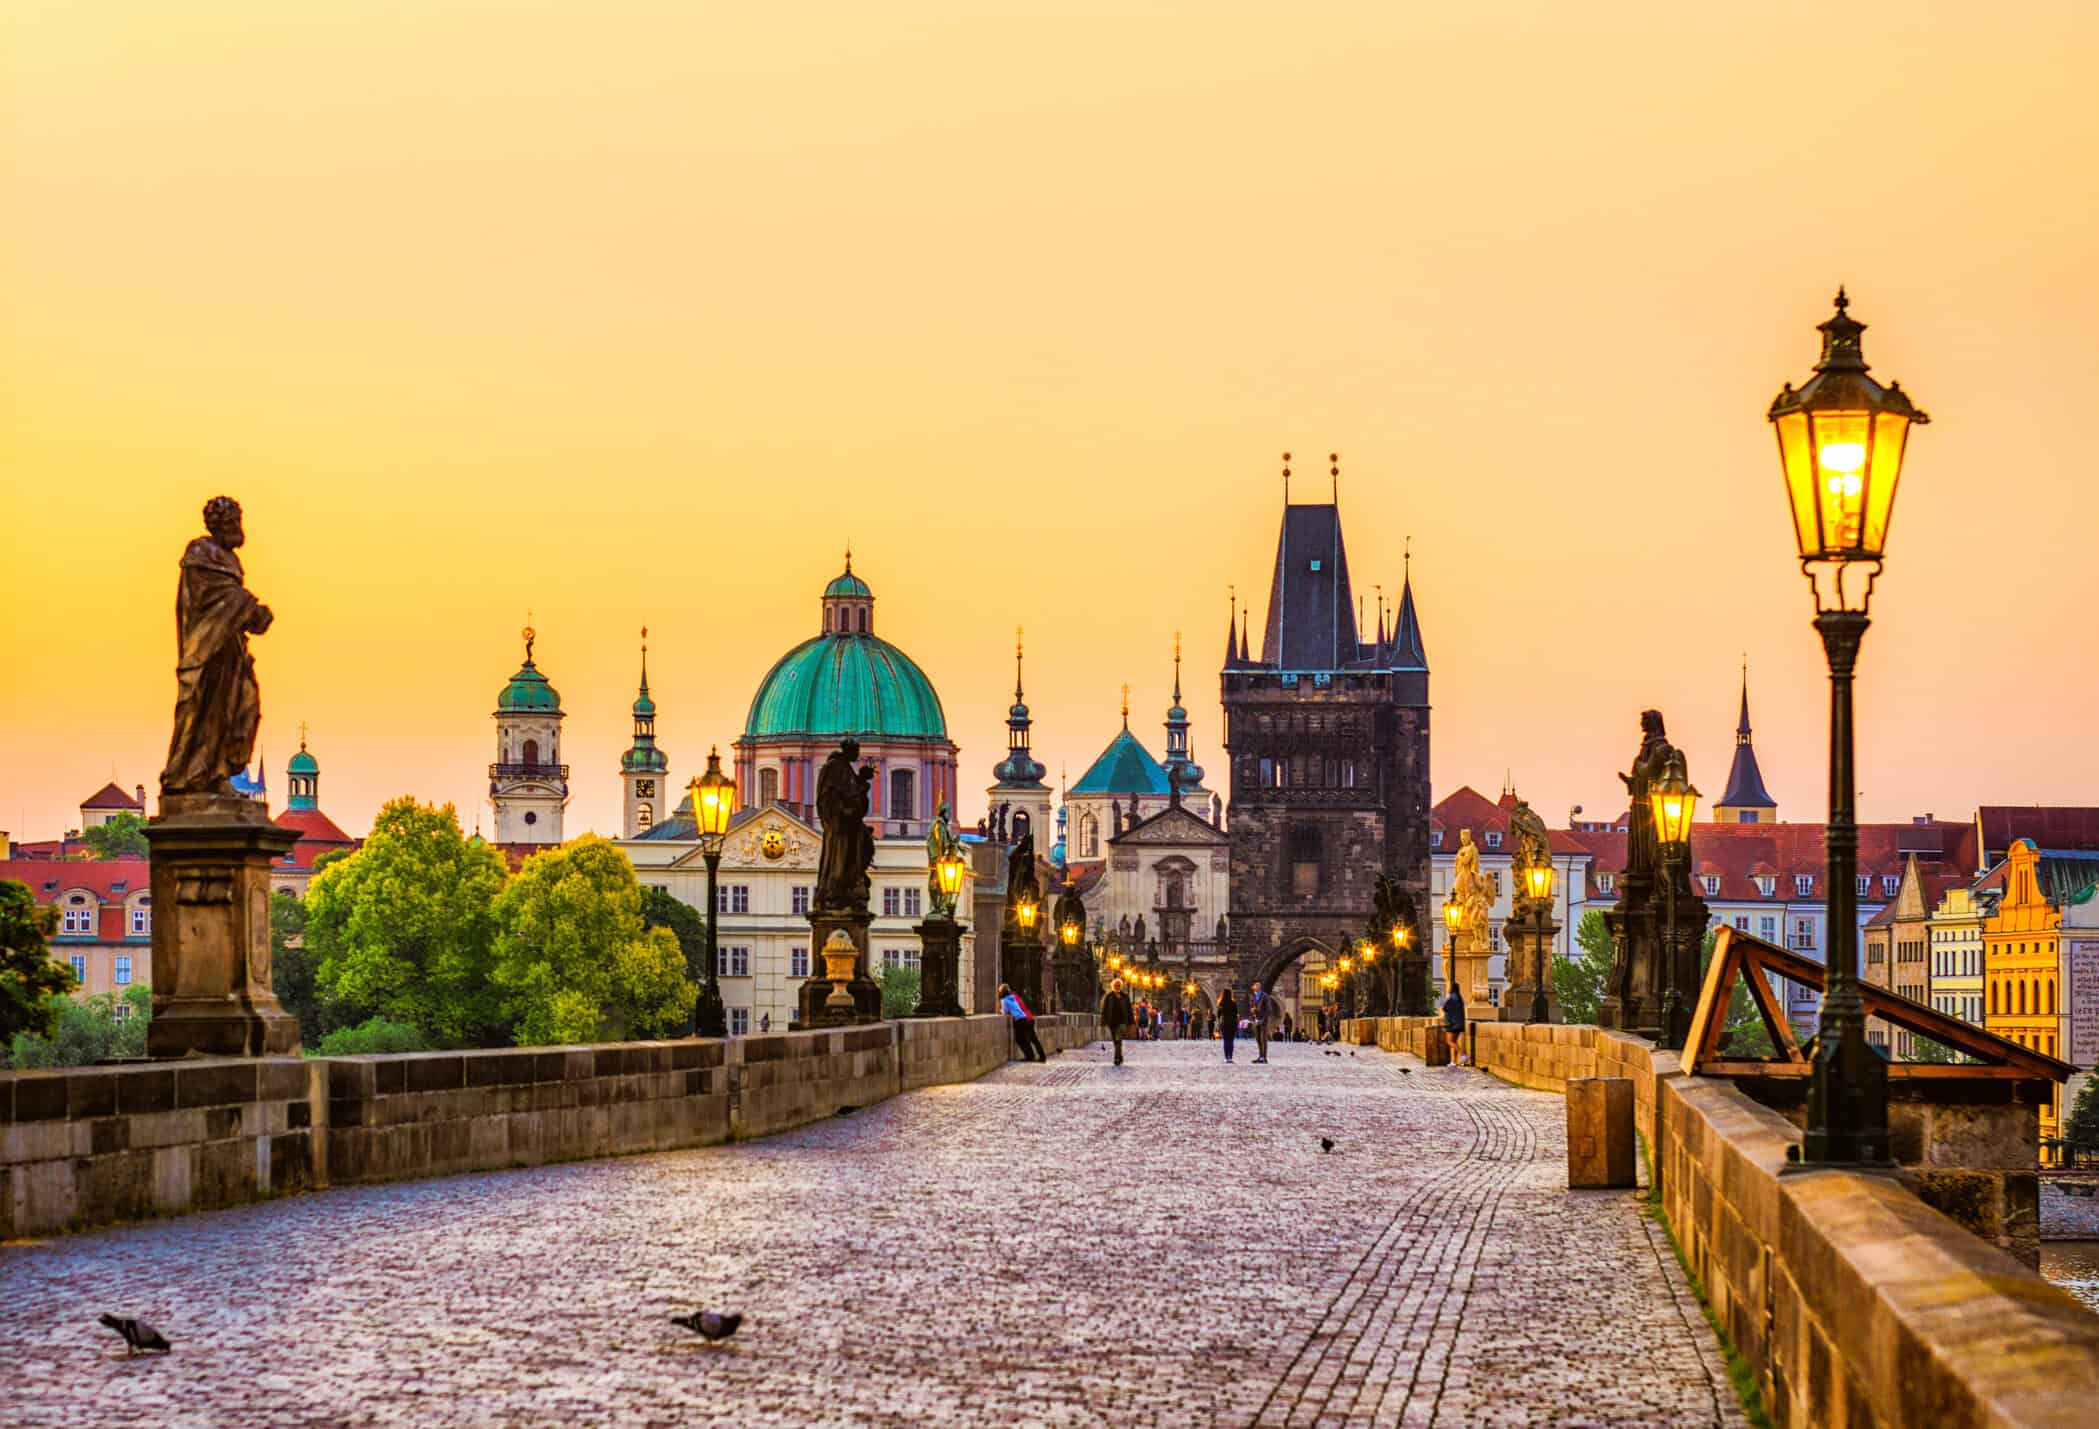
(1222, 473, 1432, 994)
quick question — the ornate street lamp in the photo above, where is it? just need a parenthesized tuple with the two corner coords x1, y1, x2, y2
(1016, 898, 1038, 932)
(1520, 860, 1556, 1025)
(936, 848, 968, 905)
(689, 747, 735, 1038)
(1442, 896, 1463, 994)
(1523, 862, 1554, 904)
(1647, 752, 1698, 1050)
(1770, 289, 1926, 1165)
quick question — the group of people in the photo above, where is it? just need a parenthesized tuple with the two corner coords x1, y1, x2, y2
(998, 974, 1472, 1069)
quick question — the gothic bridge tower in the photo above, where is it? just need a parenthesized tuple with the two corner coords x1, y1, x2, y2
(1221, 454, 1431, 996)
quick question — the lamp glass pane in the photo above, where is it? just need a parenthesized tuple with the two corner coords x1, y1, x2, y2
(1808, 409, 1871, 556)
(1774, 411, 1819, 558)
(1862, 410, 1910, 555)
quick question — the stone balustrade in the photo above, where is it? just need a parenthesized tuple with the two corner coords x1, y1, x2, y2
(1, 1013, 1095, 1239)
(1343, 1015, 2099, 1428)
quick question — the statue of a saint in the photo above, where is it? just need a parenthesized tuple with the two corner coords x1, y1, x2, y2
(1451, 829, 1493, 944)
(1004, 829, 1040, 915)
(1617, 710, 1672, 888)
(1508, 798, 1552, 904)
(924, 800, 964, 920)
(161, 497, 274, 803)
(814, 738, 876, 913)
(1052, 879, 1086, 944)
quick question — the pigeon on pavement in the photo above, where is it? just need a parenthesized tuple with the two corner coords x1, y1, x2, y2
(671, 1311, 744, 1343)
(835, 1105, 857, 1117)
(1320, 1137, 1335, 1154)
(99, 1316, 170, 1355)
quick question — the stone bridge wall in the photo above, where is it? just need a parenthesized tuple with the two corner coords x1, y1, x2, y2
(1, 1013, 1095, 1240)
(1344, 1015, 2099, 1429)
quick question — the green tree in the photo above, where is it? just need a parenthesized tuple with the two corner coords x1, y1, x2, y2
(270, 890, 355, 1044)
(491, 836, 694, 1045)
(640, 885, 708, 989)
(307, 798, 510, 1046)
(9, 985, 151, 1068)
(2065, 1075, 2099, 1159)
(878, 962, 921, 1019)
(311, 1016, 426, 1056)
(1, 879, 76, 1051)
(1553, 910, 1615, 1025)
(79, 812, 150, 860)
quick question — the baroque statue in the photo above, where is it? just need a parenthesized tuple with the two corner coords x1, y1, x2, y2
(814, 737, 876, 914)
(924, 800, 965, 920)
(1617, 710, 1673, 890)
(1451, 829, 1492, 941)
(1508, 797, 1552, 904)
(1005, 828, 1040, 921)
(161, 496, 274, 804)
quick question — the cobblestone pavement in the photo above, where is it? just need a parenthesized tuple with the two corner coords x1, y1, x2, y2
(4, 1041, 1746, 1428)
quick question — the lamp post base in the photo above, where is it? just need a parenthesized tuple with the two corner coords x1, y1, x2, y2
(694, 986, 728, 1039)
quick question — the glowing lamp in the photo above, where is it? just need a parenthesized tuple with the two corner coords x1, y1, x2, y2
(1060, 921, 1079, 946)
(1768, 290, 1928, 603)
(935, 849, 967, 899)
(1016, 899, 1037, 930)
(1338, 956, 1352, 974)
(1648, 752, 1699, 850)
(690, 747, 735, 842)
(1524, 862, 1554, 902)
(1390, 924, 1410, 950)
(1443, 898, 1463, 934)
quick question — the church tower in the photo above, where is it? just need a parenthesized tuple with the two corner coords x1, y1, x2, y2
(490, 623, 568, 845)
(621, 628, 670, 837)
(1713, 661, 1778, 824)
(286, 727, 320, 811)
(986, 628, 1052, 845)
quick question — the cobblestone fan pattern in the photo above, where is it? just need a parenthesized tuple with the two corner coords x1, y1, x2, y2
(4, 1043, 1746, 1428)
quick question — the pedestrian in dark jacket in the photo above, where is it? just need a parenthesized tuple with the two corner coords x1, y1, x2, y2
(1441, 986, 1467, 1066)
(1101, 979, 1134, 1066)
(1001, 983, 1046, 1063)
(1250, 981, 1277, 1064)
(1216, 988, 1239, 1063)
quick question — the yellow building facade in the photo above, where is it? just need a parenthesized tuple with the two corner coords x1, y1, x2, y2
(1982, 840, 2090, 1158)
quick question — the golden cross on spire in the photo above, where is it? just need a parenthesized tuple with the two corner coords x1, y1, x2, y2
(298, 719, 309, 750)
(1120, 682, 1130, 726)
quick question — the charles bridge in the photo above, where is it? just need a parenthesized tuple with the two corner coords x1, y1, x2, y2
(6, 1012, 2099, 1427)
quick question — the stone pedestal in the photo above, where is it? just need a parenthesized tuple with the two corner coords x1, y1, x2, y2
(1001, 923, 1043, 1011)
(1503, 902, 1562, 1025)
(1445, 929, 1495, 1017)
(1395, 953, 1433, 1017)
(143, 801, 303, 1058)
(912, 916, 967, 1018)
(799, 910, 881, 1027)
(1599, 896, 1658, 1034)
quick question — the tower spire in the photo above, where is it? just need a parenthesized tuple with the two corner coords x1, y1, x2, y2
(1281, 450, 1291, 504)
(1120, 683, 1130, 729)
(1173, 629, 1183, 702)
(639, 625, 650, 698)
(1737, 654, 1752, 740)
(1015, 625, 1026, 701)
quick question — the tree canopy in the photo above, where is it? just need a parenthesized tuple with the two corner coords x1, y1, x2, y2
(0, 879, 76, 1050)
(491, 836, 694, 1045)
(79, 812, 149, 860)
(1552, 910, 1615, 1026)
(306, 798, 510, 1046)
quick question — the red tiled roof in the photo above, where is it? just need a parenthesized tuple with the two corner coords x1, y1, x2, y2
(0, 859, 149, 904)
(80, 782, 144, 811)
(272, 808, 360, 871)
(1430, 786, 1508, 839)
(1977, 807, 2099, 860)
(1575, 820, 1979, 904)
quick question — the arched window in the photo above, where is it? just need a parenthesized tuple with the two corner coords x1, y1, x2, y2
(636, 804, 653, 829)
(858, 608, 869, 633)
(826, 609, 834, 631)
(1287, 826, 1321, 898)
(522, 738, 539, 768)
(759, 768, 779, 806)
(2048, 980, 2056, 1015)
(1990, 982, 1998, 1015)
(2017, 981, 2027, 1015)
(889, 768, 916, 823)
(1079, 813, 1098, 859)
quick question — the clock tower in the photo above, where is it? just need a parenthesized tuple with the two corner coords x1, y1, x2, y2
(621, 628, 670, 838)
(490, 624, 569, 845)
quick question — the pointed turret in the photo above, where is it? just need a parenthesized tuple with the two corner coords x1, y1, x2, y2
(992, 627, 1048, 791)
(620, 627, 669, 837)
(1162, 632, 1206, 796)
(1713, 660, 1777, 824)
(1390, 566, 1427, 671)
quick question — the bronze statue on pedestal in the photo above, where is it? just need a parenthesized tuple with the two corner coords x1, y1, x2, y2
(161, 496, 274, 808)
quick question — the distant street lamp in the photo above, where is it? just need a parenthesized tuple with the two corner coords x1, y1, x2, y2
(1442, 896, 1464, 993)
(1647, 752, 1698, 1050)
(1769, 289, 1927, 1164)
(1519, 860, 1557, 1025)
(689, 747, 735, 1038)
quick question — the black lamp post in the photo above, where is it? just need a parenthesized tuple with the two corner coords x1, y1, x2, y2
(1769, 289, 1928, 1164)
(1648, 751, 1698, 1051)
(1519, 860, 1556, 1025)
(689, 747, 734, 1039)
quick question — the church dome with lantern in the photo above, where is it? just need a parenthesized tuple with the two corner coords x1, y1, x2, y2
(732, 555, 959, 839)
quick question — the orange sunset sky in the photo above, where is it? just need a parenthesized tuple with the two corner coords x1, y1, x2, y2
(4, 1, 2097, 845)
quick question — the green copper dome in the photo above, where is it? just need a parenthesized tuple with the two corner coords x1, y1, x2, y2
(824, 569, 872, 599)
(497, 660, 561, 713)
(745, 635, 947, 740)
(287, 746, 319, 777)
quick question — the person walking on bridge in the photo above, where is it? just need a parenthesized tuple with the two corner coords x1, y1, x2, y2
(1216, 986, 1239, 1064)
(1440, 983, 1467, 1067)
(1001, 983, 1046, 1063)
(1101, 977, 1133, 1066)
(1250, 980, 1277, 1064)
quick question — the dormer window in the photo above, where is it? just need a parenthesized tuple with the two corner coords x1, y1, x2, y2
(1882, 875, 1899, 896)
(1701, 875, 1720, 896)
(1597, 873, 1615, 894)
(1795, 874, 1814, 896)
(1754, 875, 1776, 897)
(1431, 831, 1443, 849)
(1857, 875, 1871, 895)
(1485, 832, 1501, 850)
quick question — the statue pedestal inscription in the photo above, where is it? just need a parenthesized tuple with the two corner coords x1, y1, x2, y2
(144, 799, 302, 1058)
(799, 911, 881, 1027)
(911, 917, 967, 1018)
